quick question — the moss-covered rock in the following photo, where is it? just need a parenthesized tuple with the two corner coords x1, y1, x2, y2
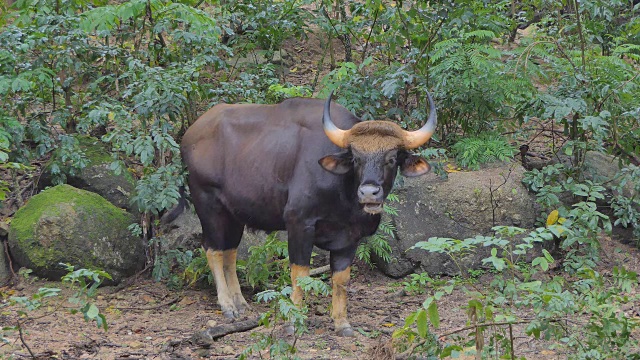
(8, 184, 144, 283)
(40, 135, 137, 214)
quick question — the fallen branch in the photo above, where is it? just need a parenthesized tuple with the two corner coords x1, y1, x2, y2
(2, 240, 17, 286)
(310, 264, 330, 276)
(191, 316, 261, 347)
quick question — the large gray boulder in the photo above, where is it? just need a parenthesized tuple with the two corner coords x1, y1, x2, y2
(40, 136, 137, 214)
(583, 151, 636, 199)
(8, 185, 144, 283)
(374, 162, 539, 277)
(160, 208, 272, 260)
(0, 250, 9, 284)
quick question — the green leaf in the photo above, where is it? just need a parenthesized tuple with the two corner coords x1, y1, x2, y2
(416, 309, 428, 338)
(532, 257, 549, 271)
(427, 301, 440, 329)
(86, 303, 99, 319)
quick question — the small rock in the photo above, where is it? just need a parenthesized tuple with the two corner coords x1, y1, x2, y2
(315, 305, 327, 315)
(0, 221, 9, 237)
(128, 341, 144, 349)
(222, 345, 235, 354)
(195, 349, 211, 357)
(206, 320, 217, 328)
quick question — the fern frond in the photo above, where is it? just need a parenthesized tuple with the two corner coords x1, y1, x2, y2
(453, 134, 516, 170)
(463, 30, 496, 42)
(431, 38, 461, 63)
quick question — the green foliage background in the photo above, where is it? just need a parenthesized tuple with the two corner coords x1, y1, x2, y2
(1, 0, 639, 216)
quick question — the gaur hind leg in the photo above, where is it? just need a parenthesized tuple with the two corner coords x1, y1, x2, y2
(283, 220, 315, 336)
(222, 246, 249, 313)
(192, 190, 248, 319)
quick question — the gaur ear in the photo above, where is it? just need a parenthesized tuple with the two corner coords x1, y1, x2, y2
(319, 151, 352, 175)
(400, 154, 431, 177)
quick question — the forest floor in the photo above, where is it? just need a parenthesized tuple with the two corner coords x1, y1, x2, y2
(2, 234, 640, 360)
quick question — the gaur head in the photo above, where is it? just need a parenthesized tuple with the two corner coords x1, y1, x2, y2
(319, 91, 437, 214)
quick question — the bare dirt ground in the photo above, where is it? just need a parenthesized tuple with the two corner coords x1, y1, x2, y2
(2, 234, 640, 360)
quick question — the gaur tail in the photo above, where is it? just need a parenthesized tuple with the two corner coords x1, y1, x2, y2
(160, 186, 187, 224)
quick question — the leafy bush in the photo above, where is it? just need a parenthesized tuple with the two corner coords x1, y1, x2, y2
(240, 232, 291, 291)
(240, 276, 330, 360)
(394, 221, 639, 359)
(151, 245, 212, 290)
(611, 165, 640, 244)
(223, 0, 312, 52)
(522, 164, 613, 269)
(266, 83, 312, 104)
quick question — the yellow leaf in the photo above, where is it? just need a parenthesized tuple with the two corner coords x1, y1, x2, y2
(290, 67, 298, 73)
(382, 323, 395, 327)
(108, 112, 115, 121)
(546, 210, 559, 226)
(445, 164, 460, 173)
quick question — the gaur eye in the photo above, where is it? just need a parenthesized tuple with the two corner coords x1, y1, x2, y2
(387, 157, 396, 165)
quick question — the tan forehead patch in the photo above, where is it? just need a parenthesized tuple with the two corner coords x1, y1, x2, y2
(347, 121, 405, 152)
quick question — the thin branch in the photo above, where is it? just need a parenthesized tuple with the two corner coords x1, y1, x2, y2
(361, 7, 379, 61)
(509, 323, 515, 360)
(573, 0, 586, 72)
(17, 322, 35, 359)
(114, 296, 180, 311)
(2, 240, 17, 286)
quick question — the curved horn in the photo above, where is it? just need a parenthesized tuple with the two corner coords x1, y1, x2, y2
(403, 90, 437, 149)
(322, 90, 349, 148)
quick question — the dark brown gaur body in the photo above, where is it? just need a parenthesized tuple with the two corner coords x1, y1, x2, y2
(176, 92, 437, 336)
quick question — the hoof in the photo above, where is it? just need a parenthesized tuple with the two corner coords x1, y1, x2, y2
(234, 297, 251, 314)
(222, 310, 237, 319)
(336, 326, 355, 337)
(239, 304, 252, 314)
(221, 305, 241, 319)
